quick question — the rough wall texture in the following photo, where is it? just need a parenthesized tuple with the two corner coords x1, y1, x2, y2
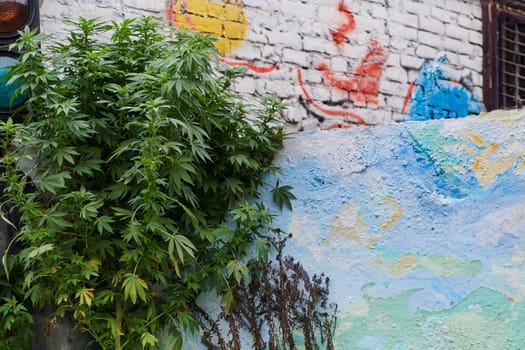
(39, 0, 484, 131)
(259, 109, 525, 349)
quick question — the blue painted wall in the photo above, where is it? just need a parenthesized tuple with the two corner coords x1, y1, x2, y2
(260, 109, 525, 349)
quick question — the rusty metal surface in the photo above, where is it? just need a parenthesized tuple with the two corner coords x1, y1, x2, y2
(483, 0, 525, 111)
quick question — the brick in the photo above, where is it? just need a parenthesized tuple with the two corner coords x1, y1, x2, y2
(379, 80, 406, 96)
(386, 95, 407, 111)
(279, 2, 318, 21)
(123, 0, 164, 12)
(234, 77, 257, 94)
(418, 31, 443, 48)
(445, 23, 470, 41)
(445, 0, 478, 16)
(471, 18, 482, 31)
(459, 55, 483, 73)
(317, 6, 340, 26)
(430, 6, 454, 24)
(468, 30, 483, 45)
(383, 65, 408, 83)
(309, 85, 332, 101)
(301, 69, 323, 84)
(420, 16, 446, 35)
(271, 79, 297, 98)
(303, 36, 339, 55)
(271, 31, 303, 50)
(389, 37, 410, 51)
(408, 69, 420, 82)
(415, 45, 439, 60)
(389, 11, 419, 29)
(282, 48, 311, 67)
(331, 56, 349, 72)
(442, 37, 471, 55)
(403, 0, 432, 16)
(385, 53, 401, 67)
(246, 32, 269, 45)
(234, 45, 262, 61)
(389, 23, 418, 41)
(357, 16, 388, 33)
(457, 15, 472, 29)
(400, 55, 424, 70)
(361, 2, 388, 19)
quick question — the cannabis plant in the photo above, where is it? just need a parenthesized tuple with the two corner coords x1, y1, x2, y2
(1, 17, 290, 349)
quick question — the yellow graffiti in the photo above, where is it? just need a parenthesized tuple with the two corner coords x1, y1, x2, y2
(170, 0, 248, 55)
(325, 196, 403, 249)
(469, 134, 516, 186)
(326, 201, 368, 246)
(367, 197, 403, 249)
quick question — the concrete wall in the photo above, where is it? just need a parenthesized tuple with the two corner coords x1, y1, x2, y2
(260, 109, 525, 349)
(39, 0, 484, 131)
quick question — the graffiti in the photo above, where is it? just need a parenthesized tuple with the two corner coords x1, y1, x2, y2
(297, 68, 366, 126)
(166, 0, 279, 74)
(165, 0, 483, 129)
(316, 39, 387, 105)
(403, 53, 481, 121)
(166, 0, 248, 55)
(330, 0, 356, 47)
(218, 56, 278, 73)
(297, 1, 387, 129)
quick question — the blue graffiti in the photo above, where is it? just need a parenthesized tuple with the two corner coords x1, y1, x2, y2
(407, 54, 481, 121)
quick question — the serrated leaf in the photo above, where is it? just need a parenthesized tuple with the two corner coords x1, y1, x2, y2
(141, 332, 158, 347)
(122, 273, 148, 304)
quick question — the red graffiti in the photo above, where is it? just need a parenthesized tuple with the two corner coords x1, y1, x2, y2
(317, 39, 387, 105)
(218, 57, 278, 74)
(331, 0, 356, 47)
(402, 81, 416, 114)
(297, 68, 366, 125)
(167, 0, 194, 29)
(166, 0, 175, 26)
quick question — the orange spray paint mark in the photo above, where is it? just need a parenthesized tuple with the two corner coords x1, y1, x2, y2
(317, 39, 387, 105)
(331, 0, 356, 47)
(402, 81, 416, 114)
(297, 68, 366, 125)
(218, 56, 278, 74)
(181, 0, 197, 30)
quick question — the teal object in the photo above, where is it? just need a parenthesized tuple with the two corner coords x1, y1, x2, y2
(0, 56, 26, 110)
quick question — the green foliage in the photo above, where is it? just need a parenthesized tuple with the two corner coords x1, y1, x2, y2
(1, 18, 289, 349)
(0, 260, 34, 349)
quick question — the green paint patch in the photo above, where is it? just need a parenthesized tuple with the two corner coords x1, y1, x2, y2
(335, 287, 525, 350)
(416, 255, 482, 277)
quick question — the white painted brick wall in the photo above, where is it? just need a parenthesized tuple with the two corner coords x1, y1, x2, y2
(39, 0, 484, 130)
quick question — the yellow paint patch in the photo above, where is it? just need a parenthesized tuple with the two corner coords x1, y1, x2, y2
(469, 134, 484, 147)
(368, 197, 403, 249)
(469, 136, 516, 186)
(392, 255, 418, 276)
(326, 201, 368, 246)
(380, 197, 403, 231)
(171, 0, 249, 55)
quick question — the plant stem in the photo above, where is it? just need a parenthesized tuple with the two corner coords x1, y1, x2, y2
(115, 300, 123, 350)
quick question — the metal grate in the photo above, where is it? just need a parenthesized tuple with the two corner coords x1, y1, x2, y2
(498, 16, 525, 109)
